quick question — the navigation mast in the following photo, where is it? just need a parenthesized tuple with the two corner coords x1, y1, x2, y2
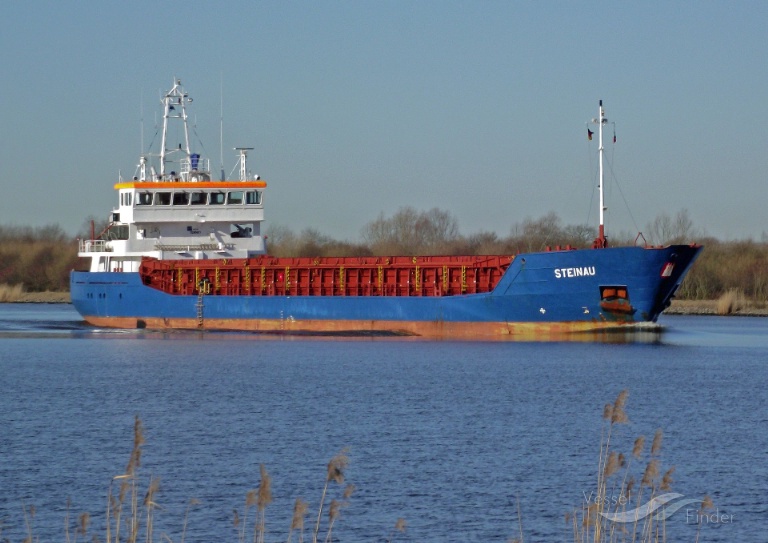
(159, 79, 193, 177)
(592, 100, 609, 248)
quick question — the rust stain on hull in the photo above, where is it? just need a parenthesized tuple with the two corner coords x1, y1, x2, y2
(82, 316, 658, 341)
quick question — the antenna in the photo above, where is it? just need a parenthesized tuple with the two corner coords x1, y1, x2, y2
(220, 73, 225, 181)
(140, 89, 144, 155)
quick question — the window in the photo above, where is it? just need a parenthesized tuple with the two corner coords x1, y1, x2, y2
(154, 192, 172, 206)
(126, 193, 132, 206)
(246, 191, 262, 205)
(227, 191, 244, 205)
(137, 192, 152, 206)
(209, 192, 225, 205)
(190, 192, 206, 205)
(173, 192, 190, 205)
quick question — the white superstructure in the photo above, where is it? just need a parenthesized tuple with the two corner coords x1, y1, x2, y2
(78, 79, 267, 273)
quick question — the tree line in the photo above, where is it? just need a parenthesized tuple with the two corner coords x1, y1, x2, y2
(1, 208, 766, 301)
(0, 225, 80, 292)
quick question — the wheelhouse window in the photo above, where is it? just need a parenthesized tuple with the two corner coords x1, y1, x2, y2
(227, 191, 244, 205)
(173, 192, 190, 205)
(189, 192, 206, 205)
(136, 192, 152, 206)
(154, 192, 172, 206)
(209, 192, 226, 205)
(245, 190, 262, 205)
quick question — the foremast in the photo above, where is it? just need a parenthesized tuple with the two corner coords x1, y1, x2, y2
(591, 100, 608, 248)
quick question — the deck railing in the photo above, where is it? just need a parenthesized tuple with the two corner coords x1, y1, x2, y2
(79, 239, 111, 253)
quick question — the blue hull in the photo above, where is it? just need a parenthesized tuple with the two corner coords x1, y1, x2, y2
(70, 245, 701, 336)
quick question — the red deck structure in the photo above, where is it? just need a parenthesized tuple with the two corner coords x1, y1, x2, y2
(140, 255, 514, 297)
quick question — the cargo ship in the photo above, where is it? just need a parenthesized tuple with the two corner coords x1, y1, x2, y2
(70, 81, 702, 337)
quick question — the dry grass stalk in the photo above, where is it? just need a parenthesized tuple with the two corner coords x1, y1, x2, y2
(611, 390, 629, 424)
(695, 492, 716, 543)
(632, 436, 646, 459)
(312, 448, 349, 543)
(104, 416, 151, 543)
(258, 465, 273, 511)
(22, 502, 35, 543)
(66, 497, 72, 543)
(180, 498, 200, 543)
(342, 484, 355, 500)
(716, 288, 744, 315)
(256, 464, 272, 543)
(287, 498, 309, 543)
(79, 512, 91, 537)
(0, 283, 24, 302)
(246, 490, 258, 507)
(233, 509, 241, 530)
(323, 500, 346, 543)
(385, 517, 407, 543)
(240, 490, 257, 543)
(650, 429, 663, 456)
(641, 458, 660, 487)
(603, 451, 620, 478)
(327, 450, 349, 484)
(593, 388, 630, 542)
(573, 391, 700, 543)
(144, 477, 160, 543)
(660, 467, 675, 491)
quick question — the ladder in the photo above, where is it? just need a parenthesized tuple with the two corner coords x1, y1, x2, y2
(196, 289, 204, 328)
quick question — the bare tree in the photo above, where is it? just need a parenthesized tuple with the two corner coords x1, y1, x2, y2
(646, 209, 698, 245)
(361, 206, 460, 255)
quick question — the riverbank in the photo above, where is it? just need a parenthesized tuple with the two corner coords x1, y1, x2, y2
(1, 291, 767, 316)
(665, 299, 768, 316)
(0, 291, 71, 303)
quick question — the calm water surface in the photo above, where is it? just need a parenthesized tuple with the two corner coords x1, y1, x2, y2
(0, 304, 766, 542)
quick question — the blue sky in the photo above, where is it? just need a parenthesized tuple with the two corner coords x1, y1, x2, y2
(1, 1, 766, 241)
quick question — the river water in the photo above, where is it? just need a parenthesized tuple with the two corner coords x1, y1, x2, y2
(0, 304, 765, 542)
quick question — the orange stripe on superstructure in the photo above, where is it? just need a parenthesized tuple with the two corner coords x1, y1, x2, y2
(114, 181, 267, 190)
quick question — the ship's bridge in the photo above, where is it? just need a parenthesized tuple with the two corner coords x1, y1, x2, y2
(113, 180, 266, 224)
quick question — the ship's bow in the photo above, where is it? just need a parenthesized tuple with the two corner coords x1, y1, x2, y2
(646, 244, 703, 319)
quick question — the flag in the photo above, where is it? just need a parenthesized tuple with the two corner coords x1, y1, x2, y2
(587, 128, 593, 141)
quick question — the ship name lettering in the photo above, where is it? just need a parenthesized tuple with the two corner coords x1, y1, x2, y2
(554, 266, 596, 279)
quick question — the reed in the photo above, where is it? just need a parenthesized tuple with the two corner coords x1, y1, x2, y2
(571, 391, 713, 543)
(312, 448, 349, 543)
(716, 289, 744, 315)
(256, 464, 272, 543)
(385, 517, 407, 543)
(286, 498, 309, 543)
(15, 404, 716, 543)
(0, 283, 24, 302)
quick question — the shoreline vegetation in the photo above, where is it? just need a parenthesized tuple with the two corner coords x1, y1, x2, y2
(10, 392, 715, 543)
(2, 209, 767, 316)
